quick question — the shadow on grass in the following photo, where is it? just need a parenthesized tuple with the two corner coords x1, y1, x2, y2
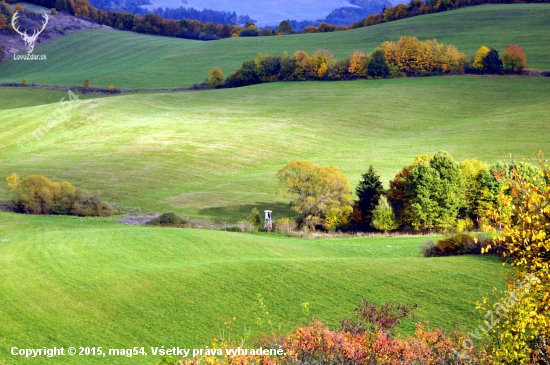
(198, 202, 294, 222)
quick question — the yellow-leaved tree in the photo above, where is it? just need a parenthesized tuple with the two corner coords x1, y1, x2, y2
(479, 152, 550, 363)
(208, 67, 224, 88)
(473, 46, 491, 71)
(347, 51, 368, 76)
(276, 161, 353, 231)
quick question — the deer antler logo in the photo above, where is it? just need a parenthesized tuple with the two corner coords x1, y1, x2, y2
(12, 11, 49, 54)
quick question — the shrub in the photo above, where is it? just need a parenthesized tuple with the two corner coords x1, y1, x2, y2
(6, 173, 111, 217)
(275, 217, 297, 233)
(436, 233, 473, 255)
(178, 301, 488, 364)
(73, 193, 113, 217)
(108, 84, 115, 93)
(236, 221, 256, 232)
(149, 212, 186, 227)
(246, 208, 262, 228)
(420, 240, 437, 257)
(208, 67, 224, 88)
(50, 8, 56, 15)
(238, 27, 259, 37)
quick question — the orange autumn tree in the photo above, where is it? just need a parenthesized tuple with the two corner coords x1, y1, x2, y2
(347, 51, 368, 76)
(480, 152, 550, 363)
(502, 44, 526, 73)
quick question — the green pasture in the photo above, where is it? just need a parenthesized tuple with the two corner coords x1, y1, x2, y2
(1, 76, 549, 221)
(0, 212, 507, 364)
(1, 4, 549, 88)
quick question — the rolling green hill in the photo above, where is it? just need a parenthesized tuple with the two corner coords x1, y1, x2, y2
(1, 76, 549, 221)
(1, 4, 549, 88)
(0, 211, 507, 364)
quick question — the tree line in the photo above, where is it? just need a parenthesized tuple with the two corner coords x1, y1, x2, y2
(276, 151, 545, 234)
(209, 39, 526, 89)
(3, 0, 550, 43)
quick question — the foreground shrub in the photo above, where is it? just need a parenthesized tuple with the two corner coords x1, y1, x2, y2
(479, 153, 550, 363)
(148, 212, 186, 227)
(177, 300, 490, 364)
(423, 233, 500, 257)
(6, 173, 111, 217)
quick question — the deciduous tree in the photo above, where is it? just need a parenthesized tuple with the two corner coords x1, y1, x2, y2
(278, 20, 293, 34)
(164, 19, 179, 37)
(276, 161, 353, 230)
(480, 153, 550, 363)
(502, 44, 526, 73)
(372, 195, 397, 233)
(208, 67, 224, 88)
(473, 45, 490, 71)
(347, 51, 368, 76)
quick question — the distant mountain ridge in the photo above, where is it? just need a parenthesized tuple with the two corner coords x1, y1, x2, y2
(88, 0, 391, 27)
(141, 0, 388, 26)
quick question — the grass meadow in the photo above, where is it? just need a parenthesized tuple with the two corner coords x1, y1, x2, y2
(0, 211, 508, 364)
(0, 5, 548, 363)
(1, 76, 549, 221)
(1, 4, 549, 88)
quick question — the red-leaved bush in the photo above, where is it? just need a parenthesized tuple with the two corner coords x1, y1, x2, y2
(176, 301, 493, 365)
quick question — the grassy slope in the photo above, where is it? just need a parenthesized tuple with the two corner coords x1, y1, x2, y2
(1, 4, 549, 88)
(1, 76, 549, 221)
(0, 212, 507, 364)
(0, 87, 108, 110)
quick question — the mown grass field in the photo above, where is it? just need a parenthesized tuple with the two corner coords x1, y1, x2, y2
(0, 211, 508, 364)
(1, 4, 549, 88)
(0, 5, 546, 364)
(1, 76, 549, 221)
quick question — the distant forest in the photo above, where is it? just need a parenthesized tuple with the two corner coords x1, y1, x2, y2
(87, 0, 253, 25)
(86, 0, 390, 28)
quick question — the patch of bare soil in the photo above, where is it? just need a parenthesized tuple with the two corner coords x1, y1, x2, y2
(118, 215, 158, 225)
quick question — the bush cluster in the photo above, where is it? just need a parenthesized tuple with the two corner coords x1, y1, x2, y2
(277, 152, 542, 234)
(148, 212, 187, 227)
(223, 37, 468, 88)
(6, 173, 112, 217)
(421, 233, 500, 257)
(178, 300, 491, 364)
